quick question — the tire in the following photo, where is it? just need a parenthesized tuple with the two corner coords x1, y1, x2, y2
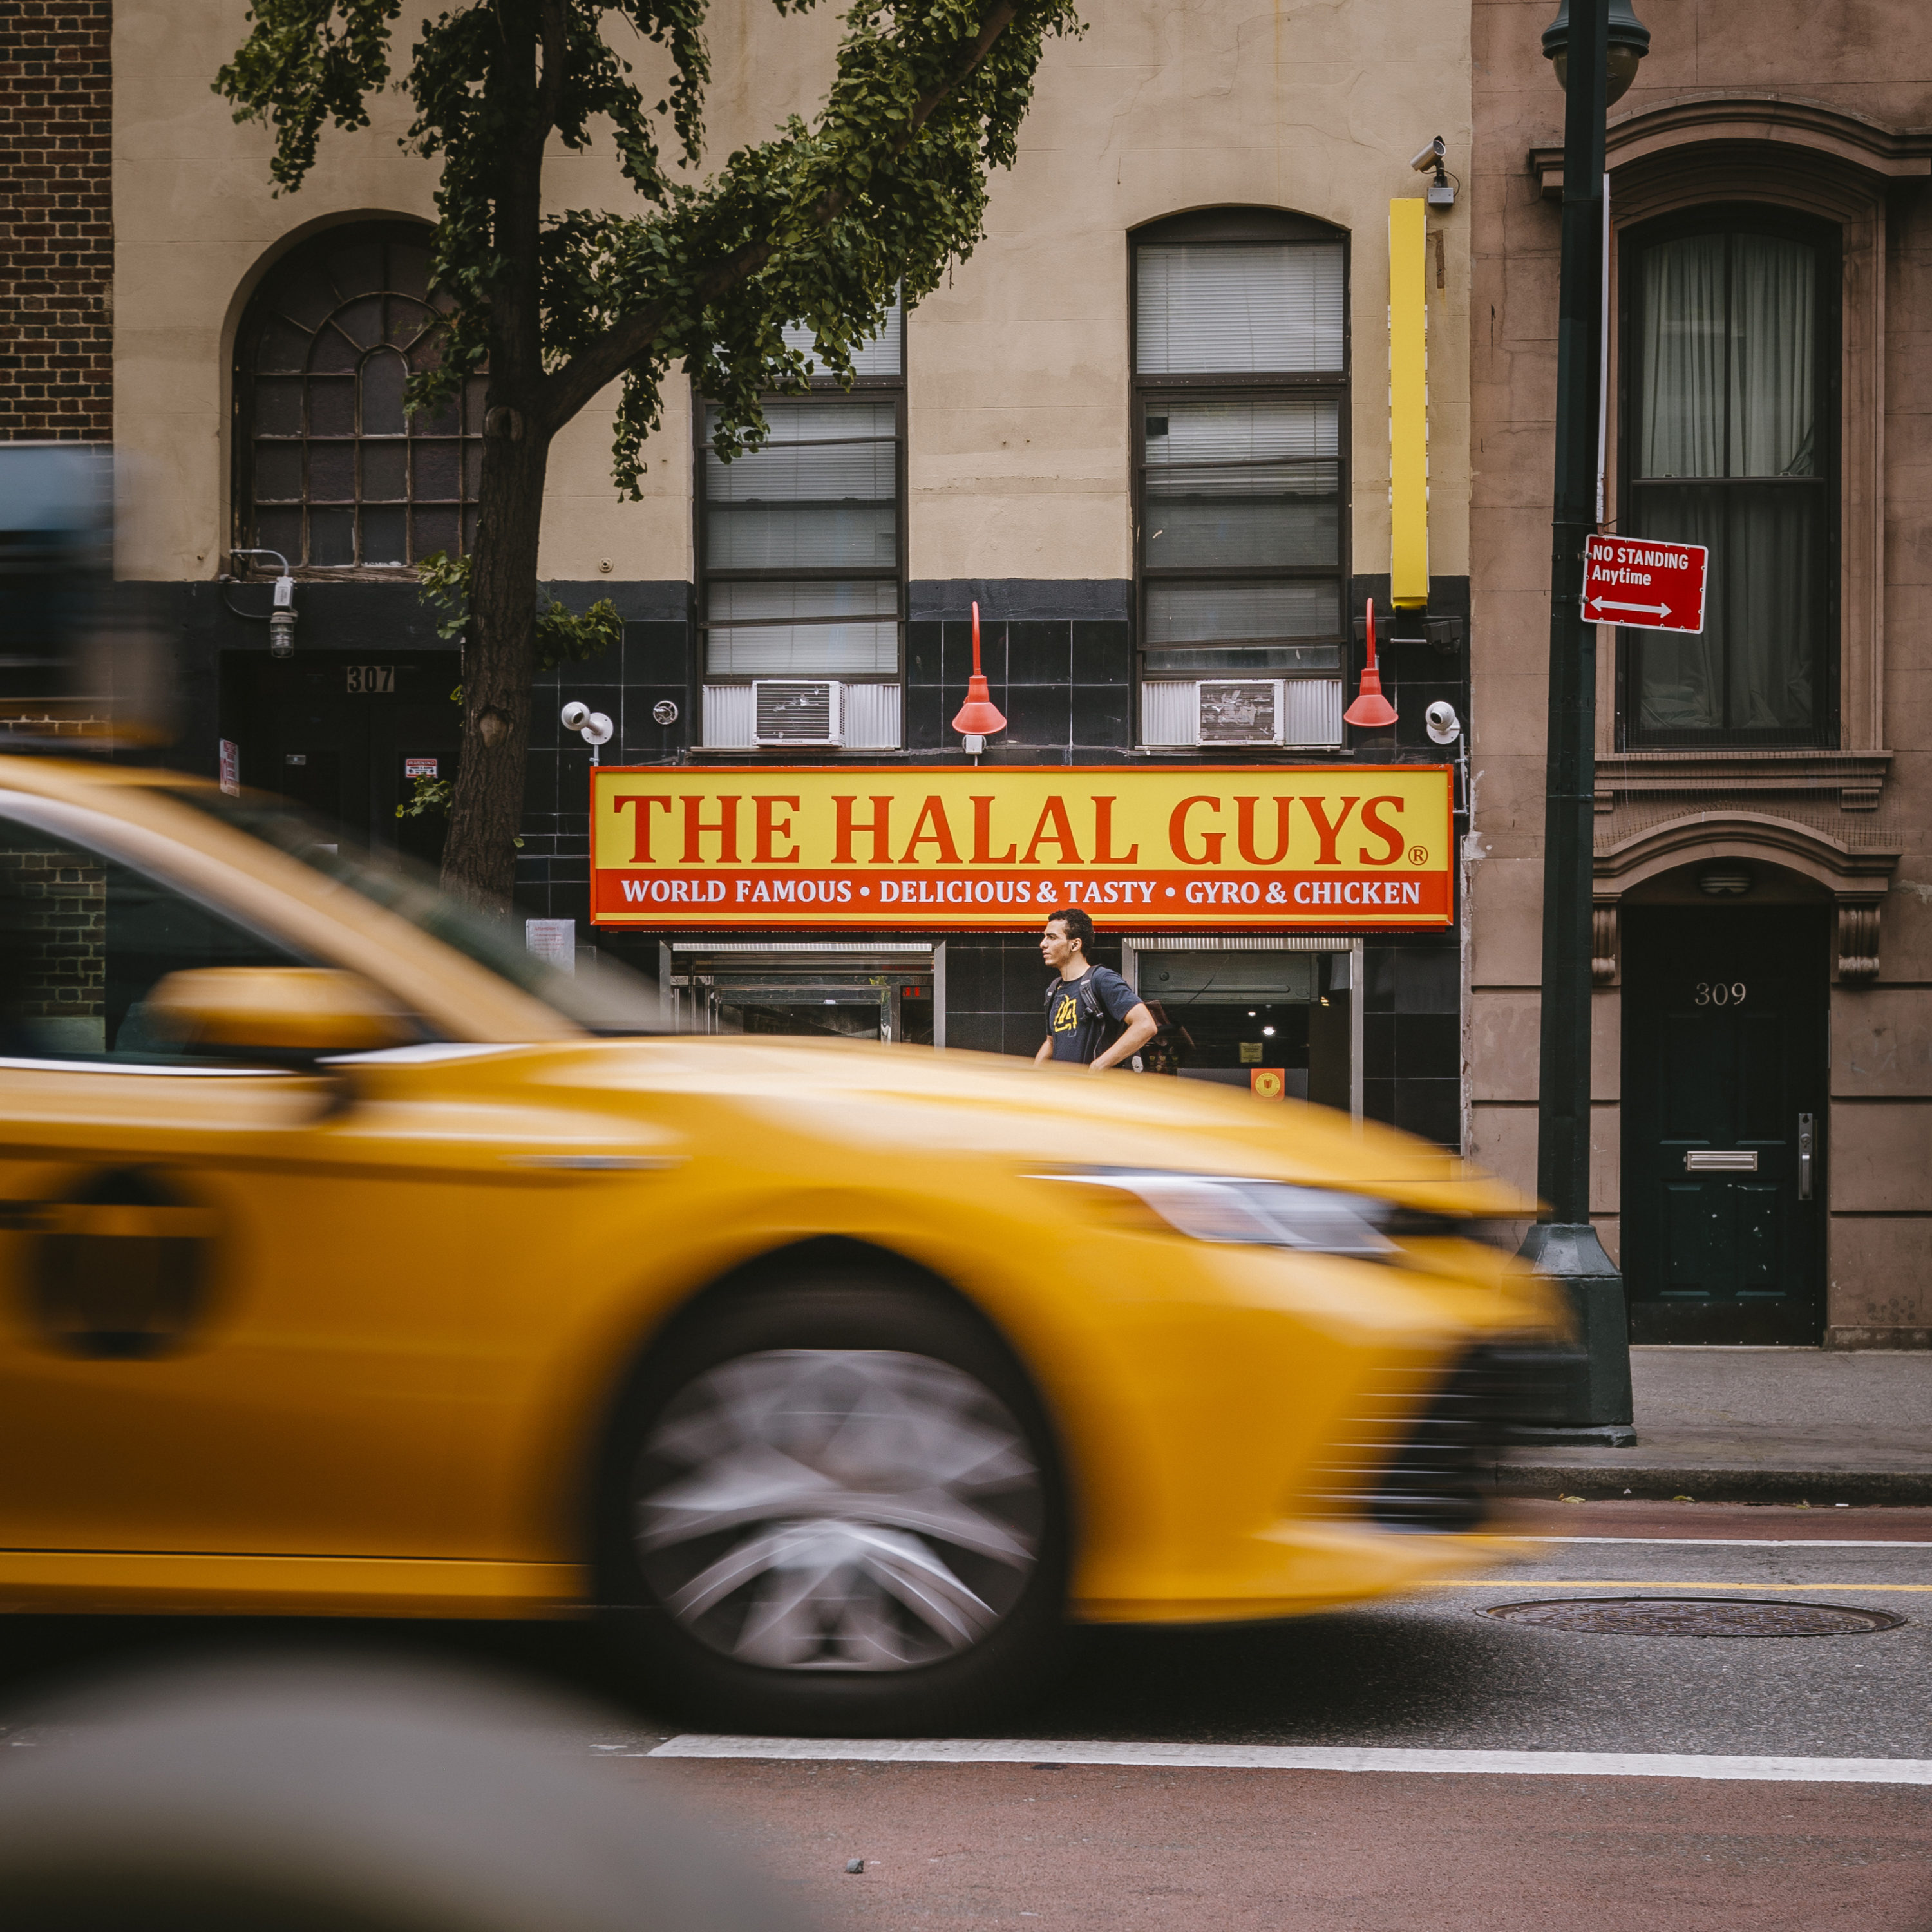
(596, 1273, 1070, 1736)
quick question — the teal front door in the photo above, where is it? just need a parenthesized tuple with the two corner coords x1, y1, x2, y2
(1621, 905, 1826, 1345)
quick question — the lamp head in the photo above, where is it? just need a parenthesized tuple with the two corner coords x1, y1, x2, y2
(1542, 0, 1650, 104)
(560, 701, 590, 732)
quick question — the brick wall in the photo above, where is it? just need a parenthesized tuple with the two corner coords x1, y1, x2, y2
(0, 0, 112, 440)
(0, 846, 106, 1024)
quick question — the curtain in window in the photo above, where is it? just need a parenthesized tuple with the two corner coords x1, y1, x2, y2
(1731, 236, 1814, 478)
(1638, 234, 1724, 478)
(1631, 225, 1823, 739)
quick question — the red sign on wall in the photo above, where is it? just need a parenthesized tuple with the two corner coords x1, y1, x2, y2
(1582, 535, 1708, 634)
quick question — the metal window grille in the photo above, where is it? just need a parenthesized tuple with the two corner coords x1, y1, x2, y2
(234, 222, 485, 569)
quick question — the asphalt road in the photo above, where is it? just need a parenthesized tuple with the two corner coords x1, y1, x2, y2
(3, 1502, 1931, 1929)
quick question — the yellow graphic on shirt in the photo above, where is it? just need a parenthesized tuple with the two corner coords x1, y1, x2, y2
(1051, 993, 1080, 1036)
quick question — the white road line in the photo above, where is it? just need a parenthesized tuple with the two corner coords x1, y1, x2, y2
(1522, 1537, 1932, 1549)
(649, 1736, 1932, 1785)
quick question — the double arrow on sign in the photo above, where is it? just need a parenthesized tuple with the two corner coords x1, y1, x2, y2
(1586, 594, 1672, 622)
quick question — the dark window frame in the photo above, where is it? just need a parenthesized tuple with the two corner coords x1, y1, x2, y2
(231, 220, 485, 576)
(1130, 207, 1353, 707)
(693, 336, 908, 690)
(1615, 203, 1842, 748)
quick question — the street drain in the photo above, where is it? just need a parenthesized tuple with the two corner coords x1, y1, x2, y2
(1482, 1598, 1904, 1638)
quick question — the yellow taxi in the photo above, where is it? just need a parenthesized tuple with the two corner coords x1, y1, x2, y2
(0, 755, 1566, 1732)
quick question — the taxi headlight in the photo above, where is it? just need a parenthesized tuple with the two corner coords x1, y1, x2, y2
(1039, 1169, 1398, 1261)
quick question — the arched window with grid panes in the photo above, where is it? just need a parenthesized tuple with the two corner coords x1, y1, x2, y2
(233, 223, 486, 570)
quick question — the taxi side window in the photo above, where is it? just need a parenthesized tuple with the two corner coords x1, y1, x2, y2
(0, 816, 303, 1062)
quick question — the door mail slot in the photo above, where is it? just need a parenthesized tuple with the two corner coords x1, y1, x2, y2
(1683, 1150, 1759, 1173)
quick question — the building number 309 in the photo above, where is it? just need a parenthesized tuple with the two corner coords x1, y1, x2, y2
(1694, 981, 1748, 1007)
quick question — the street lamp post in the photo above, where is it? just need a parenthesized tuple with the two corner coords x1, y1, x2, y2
(1522, 0, 1646, 1438)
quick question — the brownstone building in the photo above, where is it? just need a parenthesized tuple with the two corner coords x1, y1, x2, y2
(1468, 0, 1932, 1345)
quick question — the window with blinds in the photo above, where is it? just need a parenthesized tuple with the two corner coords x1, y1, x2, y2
(698, 300, 904, 695)
(1133, 216, 1349, 728)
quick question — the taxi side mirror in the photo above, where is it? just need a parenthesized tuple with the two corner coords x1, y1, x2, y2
(146, 968, 417, 1057)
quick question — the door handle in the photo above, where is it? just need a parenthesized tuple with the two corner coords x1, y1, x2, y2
(1797, 1113, 1815, 1201)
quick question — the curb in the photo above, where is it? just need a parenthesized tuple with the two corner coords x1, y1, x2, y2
(1486, 1464, 1932, 1507)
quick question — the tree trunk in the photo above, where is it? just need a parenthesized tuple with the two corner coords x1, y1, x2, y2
(440, 422, 551, 909)
(438, 0, 551, 912)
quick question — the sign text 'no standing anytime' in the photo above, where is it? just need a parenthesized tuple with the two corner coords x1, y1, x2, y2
(1582, 534, 1708, 634)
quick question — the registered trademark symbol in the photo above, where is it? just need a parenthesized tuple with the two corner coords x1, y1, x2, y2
(1408, 844, 1428, 865)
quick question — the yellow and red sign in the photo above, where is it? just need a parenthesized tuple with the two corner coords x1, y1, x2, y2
(589, 765, 1453, 931)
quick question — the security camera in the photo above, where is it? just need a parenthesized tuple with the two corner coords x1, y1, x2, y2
(560, 701, 590, 732)
(580, 712, 614, 747)
(1410, 136, 1446, 174)
(1425, 700, 1462, 746)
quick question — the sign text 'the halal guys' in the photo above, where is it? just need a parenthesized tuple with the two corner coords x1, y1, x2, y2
(589, 766, 1453, 931)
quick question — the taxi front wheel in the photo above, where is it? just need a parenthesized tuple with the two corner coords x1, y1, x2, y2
(596, 1276, 1069, 1736)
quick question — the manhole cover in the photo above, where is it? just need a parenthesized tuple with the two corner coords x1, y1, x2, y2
(1483, 1597, 1904, 1638)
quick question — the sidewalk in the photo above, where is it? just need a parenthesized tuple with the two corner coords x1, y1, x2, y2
(1492, 1347, 1932, 1504)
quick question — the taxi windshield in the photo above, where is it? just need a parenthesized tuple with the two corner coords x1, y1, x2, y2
(161, 782, 664, 1036)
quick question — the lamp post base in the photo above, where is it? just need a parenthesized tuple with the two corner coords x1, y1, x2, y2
(1519, 1221, 1633, 1429)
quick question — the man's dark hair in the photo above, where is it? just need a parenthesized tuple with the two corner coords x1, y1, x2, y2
(1046, 906, 1095, 954)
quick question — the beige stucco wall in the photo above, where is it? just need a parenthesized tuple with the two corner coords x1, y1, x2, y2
(113, 0, 1472, 591)
(1467, 0, 1932, 1340)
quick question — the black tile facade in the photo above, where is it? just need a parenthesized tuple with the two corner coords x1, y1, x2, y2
(178, 569, 1472, 1151)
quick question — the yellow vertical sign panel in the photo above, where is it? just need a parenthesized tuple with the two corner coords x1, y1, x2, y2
(1389, 198, 1429, 609)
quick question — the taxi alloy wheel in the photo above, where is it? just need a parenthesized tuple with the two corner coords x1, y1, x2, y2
(600, 1278, 1067, 1735)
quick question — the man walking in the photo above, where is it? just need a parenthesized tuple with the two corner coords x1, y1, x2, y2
(1034, 907, 1159, 1072)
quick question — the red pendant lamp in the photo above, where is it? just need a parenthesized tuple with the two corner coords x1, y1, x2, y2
(951, 600, 1007, 741)
(1344, 596, 1398, 729)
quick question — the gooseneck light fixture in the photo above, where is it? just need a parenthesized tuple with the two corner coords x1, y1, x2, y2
(951, 601, 1007, 756)
(1343, 598, 1397, 730)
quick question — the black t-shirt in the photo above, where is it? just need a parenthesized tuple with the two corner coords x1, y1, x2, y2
(1044, 965, 1141, 1065)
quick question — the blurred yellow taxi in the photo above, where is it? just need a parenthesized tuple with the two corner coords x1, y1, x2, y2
(0, 756, 1566, 1731)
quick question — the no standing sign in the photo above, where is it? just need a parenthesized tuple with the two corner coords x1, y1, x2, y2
(1582, 535, 1709, 634)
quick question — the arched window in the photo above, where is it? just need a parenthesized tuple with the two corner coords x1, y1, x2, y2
(1619, 206, 1837, 744)
(234, 223, 486, 569)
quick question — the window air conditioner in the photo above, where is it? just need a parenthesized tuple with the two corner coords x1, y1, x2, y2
(1195, 679, 1285, 747)
(753, 679, 845, 746)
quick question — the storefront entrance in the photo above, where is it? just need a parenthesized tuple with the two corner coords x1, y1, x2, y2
(1621, 905, 1828, 1344)
(663, 945, 937, 1046)
(1124, 940, 1361, 1117)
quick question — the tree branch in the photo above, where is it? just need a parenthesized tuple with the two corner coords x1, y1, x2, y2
(531, 0, 1021, 434)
